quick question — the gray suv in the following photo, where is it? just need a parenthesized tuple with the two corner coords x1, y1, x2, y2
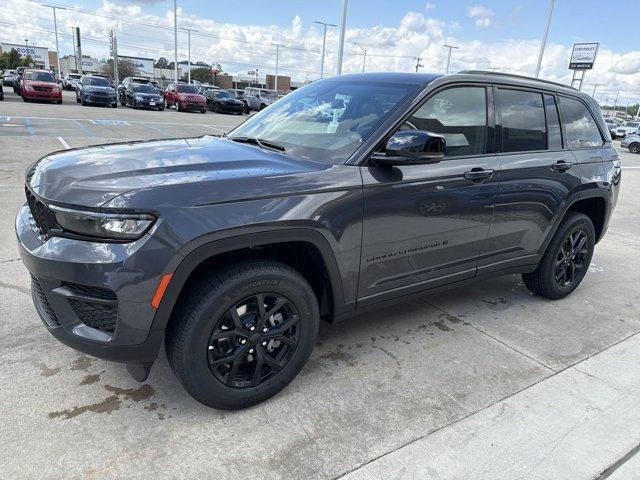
(16, 71, 621, 409)
(242, 86, 279, 112)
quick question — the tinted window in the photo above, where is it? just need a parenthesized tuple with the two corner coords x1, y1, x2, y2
(544, 94, 562, 149)
(133, 84, 156, 93)
(177, 84, 198, 93)
(24, 71, 55, 82)
(499, 89, 546, 152)
(403, 87, 487, 157)
(83, 76, 110, 86)
(558, 96, 603, 148)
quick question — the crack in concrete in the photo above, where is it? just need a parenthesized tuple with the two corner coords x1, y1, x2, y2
(0, 280, 30, 296)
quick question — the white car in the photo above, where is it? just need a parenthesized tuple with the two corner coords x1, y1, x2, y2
(2, 69, 16, 86)
(63, 73, 82, 91)
(615, 121, 639, 138)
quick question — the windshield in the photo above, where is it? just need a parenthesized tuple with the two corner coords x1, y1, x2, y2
(83, 76, 110, 86)
(177, 84, 198, 93)
(229, 80, 415, 163)
(260, 90, 278, 98)
(133, 84, 157, 93)
(216, 91, 232, 99)
(24, 71, 55, 82)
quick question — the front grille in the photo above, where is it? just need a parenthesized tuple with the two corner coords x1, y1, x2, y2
(62, 281, 118, 333)
(33, 86, 52, 92)
(69, 299, 117, 333)
(25, 187, 58, 239)
(30, 275, 61, 327)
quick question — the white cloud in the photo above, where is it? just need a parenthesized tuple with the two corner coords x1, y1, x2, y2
(467, 4, 495, 28)
(1, 1, 639, 103)
(425, 3, 436, 11)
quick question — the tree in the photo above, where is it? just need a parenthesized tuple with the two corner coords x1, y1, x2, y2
(0, 48, 23, 69)
(100, 58, 140, 81)
(20, 55, 35, 67)
(180, 67, 215, 84)
(154, 57, 169, 69)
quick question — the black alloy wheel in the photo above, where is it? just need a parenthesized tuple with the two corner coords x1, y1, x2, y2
(629, 142, 640, 154)
(554, 229, 588, 287)
(207, 293, 300, 388)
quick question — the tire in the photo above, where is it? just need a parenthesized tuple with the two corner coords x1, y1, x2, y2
(158, 107, 164, 111)
(522, 212, 595, 299)
(213, 103, 219, 113)
(201, 109, 206, 114)
(164, 99, 169, 109)
(22, 96, 28, 102)
(76, 95, 80, 104)
(243, 101, 250, 114)
(132, 99, 137, 109)
(56, 99, 62, 104)
(259, 103, 266, 110)
(112, 103, 117, 108)
(176, 102, 181, 112)
(81, 96, 87, 106)
(120, 94, 126, 106)
(165, 260, 319, 410)
(629, 142, 640, 154)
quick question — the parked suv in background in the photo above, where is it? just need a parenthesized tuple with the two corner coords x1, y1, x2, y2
(17, 71, 620, 410)
(243, 87, 279, 112)
(76, 75, 117, 107)
(63, 73, 82, 91)
(20, 69, 62, 103)
(3, 69, 16, 86)
(163, 82, 207, 112)
(614, 121, 639, 138)
(118, 77, 151, 105)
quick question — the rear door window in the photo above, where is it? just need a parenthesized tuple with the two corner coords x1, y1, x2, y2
(558, 96, 603, 148)
(499, 89, 546, 152)
(544, 94, 562, 149)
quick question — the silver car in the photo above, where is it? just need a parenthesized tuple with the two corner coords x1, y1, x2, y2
(621, 133, 640, 153)
(2, 69, 16, 86)
(242, 87, 279, 112)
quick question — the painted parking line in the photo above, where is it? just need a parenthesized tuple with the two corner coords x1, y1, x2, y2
(90, 119, 129, 126)
(57, 136, 71, 149)
(23, 118, 36, 136)
(72, 119, 97, 139)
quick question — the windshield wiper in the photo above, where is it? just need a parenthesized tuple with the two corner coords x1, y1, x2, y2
(230, 136, 286, 152)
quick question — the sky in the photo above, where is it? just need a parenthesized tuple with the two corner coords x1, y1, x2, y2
(1, 0, 640, 103)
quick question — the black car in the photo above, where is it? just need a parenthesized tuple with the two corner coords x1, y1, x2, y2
(124, 83, 164, 110)
(76, 75, 117, 107)
(16, 72, 620, 410)
(12, 66, 26, 94)
(118, 77, 151, 106)
(204, 89, 244, 114)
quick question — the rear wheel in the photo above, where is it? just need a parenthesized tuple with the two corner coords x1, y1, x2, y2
(165, 261, 319, 409)
(120, 94, 126, 106)
(176, 102, 182, 112)
(522, 212, 595, 299)
(56, 99, 62, 104)
(243, 101, 250, 114)
(629, 142, 640, 154)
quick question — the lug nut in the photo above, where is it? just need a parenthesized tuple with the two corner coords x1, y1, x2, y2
(249, 348, 254, 354)
(239, 338, 247, 345)
(249, 325, 256, 332)
(261, 341, 267, 347)
(262, 327, 268, 333)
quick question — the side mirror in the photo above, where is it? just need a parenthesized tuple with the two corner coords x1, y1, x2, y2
(371, 130, 446, 166)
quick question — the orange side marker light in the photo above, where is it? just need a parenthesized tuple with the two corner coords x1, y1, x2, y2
(151, 273, 173, 309)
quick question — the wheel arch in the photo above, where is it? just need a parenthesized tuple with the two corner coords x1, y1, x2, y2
(151, 229, 348, 333)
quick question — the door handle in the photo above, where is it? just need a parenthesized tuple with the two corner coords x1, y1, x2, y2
(551, 161, 573, 172)
(464, 168, 494, 183)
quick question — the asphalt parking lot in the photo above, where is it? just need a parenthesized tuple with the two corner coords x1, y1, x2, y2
(1, 90, 640, 479)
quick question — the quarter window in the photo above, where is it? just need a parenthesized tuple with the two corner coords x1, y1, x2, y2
(403, 87, 487, 157)
(499, 89, 546, 152)
(558, 96, 604, 148)
(544, 94, 562, 149)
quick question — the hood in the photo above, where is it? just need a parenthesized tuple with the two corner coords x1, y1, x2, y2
(134, 92, 162, 99)
(28, 136, 330, 209)
(84, 85, 115, 93)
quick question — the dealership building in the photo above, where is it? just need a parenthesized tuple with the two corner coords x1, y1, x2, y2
(0, 42, 57, 70)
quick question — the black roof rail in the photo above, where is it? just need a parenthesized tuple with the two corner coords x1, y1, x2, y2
(457, 70, 578, 91)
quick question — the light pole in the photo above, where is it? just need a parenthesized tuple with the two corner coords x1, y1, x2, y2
(353, 42, 367, 72)
(443, 44, 458, 73)
(336, 0, 349, 75)
(42, 4, 64, 77)
(181, 28, 198, 84)
(315, 20, 337, 78)
(592, 83, 599, 97)
(535, 0, 555, 78)
(173, 0, 178, 82)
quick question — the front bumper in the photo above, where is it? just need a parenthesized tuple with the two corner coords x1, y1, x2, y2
(85, 94, 116, 105)
(178, 100, 206, 111)
(134, 99, 163, 109)
(23, 90, 62, 101)
(16, 203, 174, 364)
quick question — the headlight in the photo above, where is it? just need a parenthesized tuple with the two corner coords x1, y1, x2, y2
(50, 206, 155, 241)
(135, 94, 144, 100)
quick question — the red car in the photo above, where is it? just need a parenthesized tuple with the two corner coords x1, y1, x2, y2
(21, 69, 62, 104)
(164, 83, 206, 113)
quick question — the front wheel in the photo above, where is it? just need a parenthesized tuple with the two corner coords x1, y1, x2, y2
(522, 212, 595, 299)
(629, 142, 640, 154)
(165, 261, 319, 410)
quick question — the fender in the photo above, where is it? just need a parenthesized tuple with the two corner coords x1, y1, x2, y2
(150, 228, 351, 332)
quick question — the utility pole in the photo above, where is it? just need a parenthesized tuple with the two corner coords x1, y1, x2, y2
(535, 0, 555, 78)
(413, 56, 423, 72)
(592, 83, 599, 97)
(173, 0, 178, 82)
(181, 28, 198, 84)
(353, 42, 367, 72)
(315, 20, 337, 78)
(443, 44, 458, 73)
(70, 27, 77, 72)
(273, 44, 280, 91)
(336, 0, 349, 75)
(612, 91, 620, 120)
(109, 30, 119, 100)
(42, 4, 65, 77)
